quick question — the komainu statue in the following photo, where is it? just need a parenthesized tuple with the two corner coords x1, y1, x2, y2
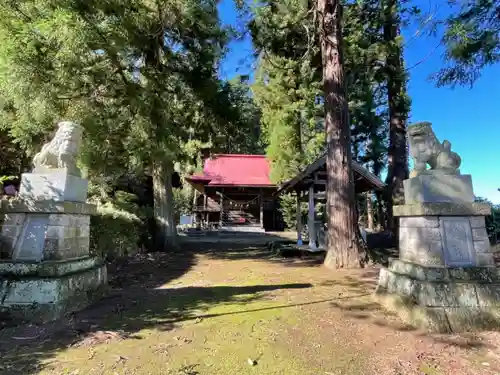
(407, 122, 461, 178)
(32, 121, 83, 177)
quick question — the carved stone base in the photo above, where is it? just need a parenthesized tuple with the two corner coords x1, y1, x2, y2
(0, 200, 95, 262)
(404, 173, 474, 204)
(395, 203, 493, 267)
(0, 257, 107, 323)
(399, 215, 493, 267)
(376, 259, 500, 332)
(19, 171, 88, 203)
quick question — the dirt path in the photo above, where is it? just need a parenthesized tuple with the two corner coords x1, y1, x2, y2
(1, 243, 500, 375)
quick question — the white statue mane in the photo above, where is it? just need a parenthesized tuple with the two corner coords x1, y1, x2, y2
(32, 121, 83, 176)
(407, 121, 461, 178)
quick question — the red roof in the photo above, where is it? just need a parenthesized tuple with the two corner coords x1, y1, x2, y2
(187, 154, 274, 187)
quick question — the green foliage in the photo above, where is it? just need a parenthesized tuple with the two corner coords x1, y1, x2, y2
(249, 0, 391, 184)
(0, 176, 16, 183)
(251, 1, 324, 183)
(213, 75, 263, 155)
(0, 0, 233, 174)
(435, 0, 500, 87)
(173, 184, 193, 217)
(279, 194, 298, 230)
(487, 204, 500, 244)
(476, 197, 500, 244)
(0, 131, 27, 177)
(0, 0, 259, 249)
(90, 190, 150, 260)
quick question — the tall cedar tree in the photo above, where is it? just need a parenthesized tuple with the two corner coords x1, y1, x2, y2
(0, 0, 239, 251)
(383, 0, 409, 232)
(248, 1, 391, 236)
(318, 0, 366, 268)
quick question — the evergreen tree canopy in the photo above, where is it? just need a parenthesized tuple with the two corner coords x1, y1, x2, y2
(436, 0, 500, 87)
(0, 0, 253, 248)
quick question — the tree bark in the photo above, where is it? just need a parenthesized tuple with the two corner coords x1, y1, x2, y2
(153, 160, 177, 251)
(366, 191, 374, 231)
(383, 0, 409, 233)
(318, 0, 364, 269)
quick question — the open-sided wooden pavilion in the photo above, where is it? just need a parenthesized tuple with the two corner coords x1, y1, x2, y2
(276, 153, 386, 250)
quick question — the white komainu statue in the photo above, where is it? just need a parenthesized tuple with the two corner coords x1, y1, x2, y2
(407, 121, 461, 178)
(32, 121, 83, 177)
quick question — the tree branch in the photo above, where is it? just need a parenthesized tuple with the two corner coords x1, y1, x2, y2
(403, 5, 442, 48)
(73, 1, 134, 89)
(406, 41, 441, 71)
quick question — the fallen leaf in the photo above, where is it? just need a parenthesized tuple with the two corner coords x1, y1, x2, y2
(115, 355, 129, 362)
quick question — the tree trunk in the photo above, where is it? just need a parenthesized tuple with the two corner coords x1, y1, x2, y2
(318, 0, 364, 269)
(153, 160, 177, 251)
(366, 191, 374, 231)
(383, 0, 409, 233)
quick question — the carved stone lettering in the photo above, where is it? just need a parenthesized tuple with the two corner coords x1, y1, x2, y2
(440, 217, 475, 267)
(12, 216, 48, 261)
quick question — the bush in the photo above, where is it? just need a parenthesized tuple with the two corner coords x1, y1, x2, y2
(487, 204, 500, 244)
(90, 190, 150, 261)
(279, 193, 324, 231)
(476, 197, 500, 244)
(173, 184, 193, 217)
(279, 194, 296, 230)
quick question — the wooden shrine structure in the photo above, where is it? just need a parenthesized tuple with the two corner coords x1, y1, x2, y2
(185, 153, 385, 237)
(276, 153, 386, 250)
(185, 154, 284, 231)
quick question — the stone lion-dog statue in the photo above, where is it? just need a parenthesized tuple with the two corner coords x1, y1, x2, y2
(32, 121, 84, 177)
(407, 121, 461, 178)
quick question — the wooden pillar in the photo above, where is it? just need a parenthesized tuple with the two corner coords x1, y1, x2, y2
(308, 185, 317, 250)
(192, 189, 198, 225)
(296, 190, 303, 245)
(203, 194, 208, 226)
(219, 193, 224, 228)
(272, 199, 276, 231)
(259, 191, 264, 229)
(366, 191, 374, 230)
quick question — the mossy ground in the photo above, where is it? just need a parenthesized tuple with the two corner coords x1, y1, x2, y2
(1, 239, 500, 375)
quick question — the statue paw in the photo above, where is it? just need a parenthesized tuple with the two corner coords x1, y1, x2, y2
(436, 150, 461, 172)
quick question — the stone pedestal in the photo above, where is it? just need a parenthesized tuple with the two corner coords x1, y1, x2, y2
(19, 171, 88, 203)
(396, 203, 494, 267)
(0, 257, 107, 323)
(375, 173, 499, 332)
(0, 196, 107, 323)
(404, 173, 474, 204)
(377, 259, 500, 332)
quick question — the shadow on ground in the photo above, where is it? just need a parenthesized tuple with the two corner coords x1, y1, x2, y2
(201, 231, 397, 268)
(324, 269, 493, 351)
(0, 235, 489, 374)
(0, 244, 313, 375)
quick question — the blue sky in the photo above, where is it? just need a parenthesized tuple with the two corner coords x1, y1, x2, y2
(217, 0, 500, 204)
